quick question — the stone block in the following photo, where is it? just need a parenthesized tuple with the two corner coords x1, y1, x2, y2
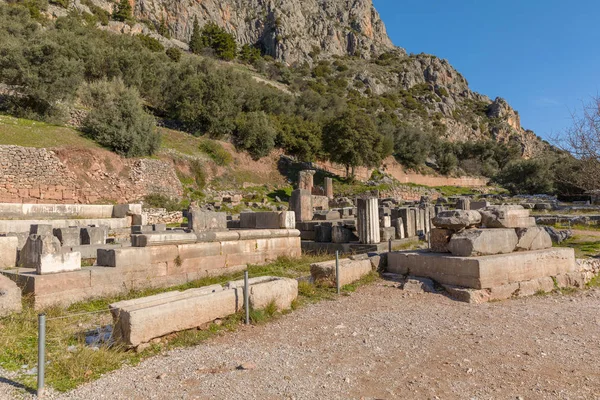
(324, 177, 334, 199)
(387, 248, 576, 289)
(515, 227, 552, 251)
(448, 228, 517, 257)
(392, 218, 405, 239)
(480, 206, 536, 228)
(37, 251, 82, 275)
(240, 212, 257, 229)
(442, 284, 491, 304)
(357, 198, 380, 244)
(402, 276, 436, 293)
(312, 195, 330, 211)
(315, 224, 333, 242)
(379, 227, 396, 242)
(131, 225, 153, 234)
(332, 225, 357, 243)
(381, 216, 391, 228)
(112, 204, 143, 218)
(131, 213, 148, 226)
(517, 277, 556, 297)
(226, 276, 298, 311)
(188, 208, 227, 231)
(470, 201, 490, 210)
(153, 224, 167, 232)
(19, 234, 61, 269)
(0, 236, 19, 269)
(298, 170, 315, 191)
(110, 286, 234, 347)
(132, 232, 198, 247)
(430, 228, 453, 253)
(53, 227, 81, 246)
(29, 224, 53, 236)
(255, 212, 282, 229)
(456, 198, 471, 210)
(313, 210, 340, 220)
(310, 258, 372, 287)
(290, 189, 313, 222)
(0, 274, 22, 316)
(279, 211, 296, 229)
(432, 210, 481, 231)
(80, 226, 107, 245)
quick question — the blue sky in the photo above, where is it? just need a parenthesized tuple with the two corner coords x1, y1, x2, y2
(372, 0, 600, 140)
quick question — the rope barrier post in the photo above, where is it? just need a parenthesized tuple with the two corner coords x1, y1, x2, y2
(335, 250, 340, 295)
(244, 270, 250, 325)
(37, 313, 46, 398)
(388, 238, 392, 253)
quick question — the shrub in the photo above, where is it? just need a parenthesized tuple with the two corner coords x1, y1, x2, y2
(80, 79, 159, 157)
(234, 111, 276, 160)
(112, 0, 132, 22)
(143, 193, 182, 212)
(137, 34, 164, 52)
(198, 139, 232, 166)
(165, 47, 182, 62)
(239, 43, 261, 64)
(199, 22, 237, 61)
(494, 159, 554, 195)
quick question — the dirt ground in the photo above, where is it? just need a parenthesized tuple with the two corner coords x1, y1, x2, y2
(3, 281, 600, 400)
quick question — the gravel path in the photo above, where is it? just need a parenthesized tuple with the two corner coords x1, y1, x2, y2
(3, 281, 600, 399)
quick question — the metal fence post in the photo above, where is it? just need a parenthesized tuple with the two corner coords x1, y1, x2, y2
(388, 238, 392, 252)
(37, 313, 46, 398)
(335, 250, 340, 295)
(244, 271, 250, 325)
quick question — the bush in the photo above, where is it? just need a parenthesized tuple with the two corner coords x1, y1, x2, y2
(234, 111, 276, 160)
(80, 79, 159, 157)
(143, 193, 182, 212)
(239, 44, 261, 64)
(165, 47, 182, 62)
(393, 125, 433, 169)
(190, 21, 237, 61)
(112, 0, 132, 22)
(137, 34, 164, 52)
(494, 159, 554, 195)
(198, 139, 232, 166)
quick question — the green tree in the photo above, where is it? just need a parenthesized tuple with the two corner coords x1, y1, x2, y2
(189, 17, 202, 54)
(112, 0, 132, 22)
(494, 158, 554, 195)
(393, 125, 433, 169)
(323, 109, 384, 176)
(80, 79, 159, 157)
(239, 44, 261, 64)
(200, 22, 237, 61)
(234, 111, 276, 159)
(274, 114, 322, 162)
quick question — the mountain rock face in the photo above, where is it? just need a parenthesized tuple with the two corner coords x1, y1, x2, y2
(132, 0, 396, 64)
(56, 0, 546, 158)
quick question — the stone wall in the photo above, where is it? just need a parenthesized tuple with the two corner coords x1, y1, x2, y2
(0, 145, 183, 204)
(317, 156, 489, 188)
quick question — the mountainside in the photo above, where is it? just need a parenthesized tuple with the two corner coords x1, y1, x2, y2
(61, 0, 545, 158)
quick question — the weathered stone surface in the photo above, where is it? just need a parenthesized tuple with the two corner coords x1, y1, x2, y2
(30, 224, 53, 236)
(310, 258, 372, 287)
(432, 210, 481, 231)
(379, 227, 395, 242)
(387, 248, 576, 289)
(402, 276, 436, 293)
(315, 224, 333, 243)
(470, 201, 490, 210)
(456, 198, 471, 210)
(313, 210, 341, 221)
(442, 284, 491, 304)
(480, 206, 536, 229)
(0, 274, 21, 316)
(239, 212, 257, 229)
(19, 234, 61, 268)
(132, 232, 198, 247)
(357, 198, 380, 244)
(543, 226, 572, 244)
(398, 208, 416, 237)
(381, 216, 391, 228)
(311, 195, 330, 211)
(390, 218, 404, 239)
(0, 236, 19, 269)
(290, 189, 313, 222)
(331, 225, 357, 243)
(227, 276, 298, 311)
(448, 228, 518, 257)
(298, 170, 315, 192)
(430, 228, 453, 253)
(110, 285, 232, 347)
(80, 226, 107, 245)
(37, 251, 82, 275)
(279, 211, 296, 229)
(254, 212, 282, 229)
(188, 208, 227, 231)
(517, 277, 555, 297)
(324, 177, 334, 199)
(515, 227, 552, 251)
(53, 227, 81, 246)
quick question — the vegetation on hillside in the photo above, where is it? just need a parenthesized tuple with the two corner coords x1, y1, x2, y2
(0, 1, 585, 195)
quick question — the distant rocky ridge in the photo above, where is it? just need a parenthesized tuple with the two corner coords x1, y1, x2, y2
(44, 0, 548, 158)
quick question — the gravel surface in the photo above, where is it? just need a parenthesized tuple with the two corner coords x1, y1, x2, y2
(3, 281, 600, 399)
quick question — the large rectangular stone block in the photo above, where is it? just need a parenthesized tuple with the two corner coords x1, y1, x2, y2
(80, 226, 107, 245)
(430, 228, 453, 253)
(132, 232, 197, 247)
(255, 212, 281, 229)
(310, 258, 373, 287)
(188, 208, 227, 232)
(52, 228, 81, 247)
(0, 236, 18, 269)
(239, 212, 257, 229)
(110, 286, 234, 347)
(37, 251, 82, 275)
(290, 189, 313, 222)
(387, 248, 576, 289)
(226, 276, 298, 311)
(448, 228, 518, 257)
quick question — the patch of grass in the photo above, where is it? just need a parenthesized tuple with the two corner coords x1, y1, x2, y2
(341, 271, 378, 293)
(560, 237, 600, 258)
(586, 273, 600, 288)
(0, 114, 98, 149)
(198, 139, 232, 166)
(434, 185, 476, 197)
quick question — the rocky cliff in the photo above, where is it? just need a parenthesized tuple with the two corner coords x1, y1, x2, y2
(131, 0, 395, 64)
(48, 0, 546, 158)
